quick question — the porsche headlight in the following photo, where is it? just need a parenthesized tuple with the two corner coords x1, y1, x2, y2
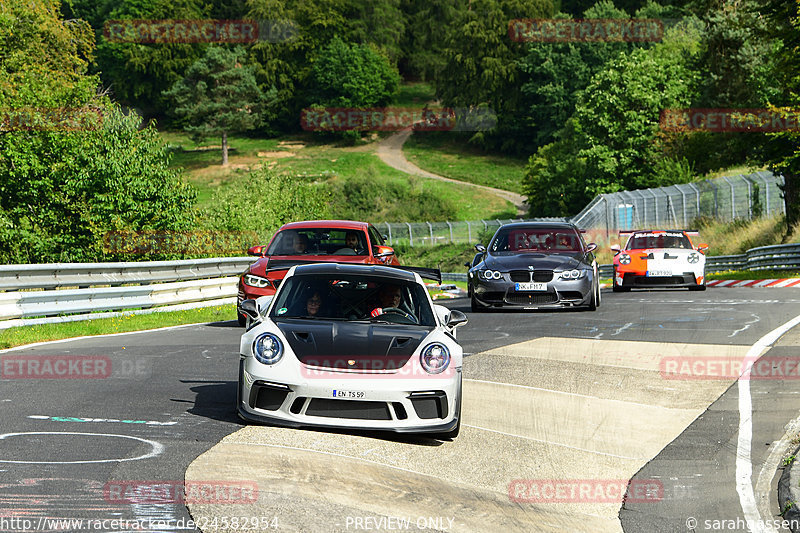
(480, 270, 503, 280)
(559, 269, 586, 279)
(420, 343, 450, 374)
(688, 253, 700, 264)
(253, 333, 283, 365)
(619, 254, 631, 265)
(243, 274, 271, 288)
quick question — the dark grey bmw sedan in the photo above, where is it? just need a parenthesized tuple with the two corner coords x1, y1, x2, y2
(467, 222, 600, 312)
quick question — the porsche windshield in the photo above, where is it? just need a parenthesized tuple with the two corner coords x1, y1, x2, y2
(489, 228, 583, 253)
(266, 228, 368, 256)
(626, 233, 692, 250)
(269, 274, 436, 327)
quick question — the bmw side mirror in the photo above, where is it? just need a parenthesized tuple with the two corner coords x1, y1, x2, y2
(586, 243, 597, 253)
(446, 310, 468, 328)
(240, 299, 259, 320)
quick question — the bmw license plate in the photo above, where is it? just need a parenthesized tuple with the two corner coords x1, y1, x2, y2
(333, 389, 365, 399)
(515, 282, 547, 291)
(647, 270, 671, 277)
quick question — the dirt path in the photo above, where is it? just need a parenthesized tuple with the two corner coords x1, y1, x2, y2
(376, 129, 528, 216)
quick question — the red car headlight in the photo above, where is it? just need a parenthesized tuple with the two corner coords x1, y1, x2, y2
(243, 274, 272, 288)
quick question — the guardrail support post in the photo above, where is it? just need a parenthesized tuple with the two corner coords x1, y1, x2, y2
(722, 176, 736, 220)
(446, 221, 453, 243)
(406, 222, 413, 247)
(384, 222, 392, 245)
(426, 222, 433, 245)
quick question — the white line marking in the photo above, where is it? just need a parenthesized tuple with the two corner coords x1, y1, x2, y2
(737, 314, 800, 532)
(729, 314, 760, 338)
(612, 322, 634, 336)
(464, 424, 642, 460)
(0, 322, 214, 353)
(0, 432, 163, 464)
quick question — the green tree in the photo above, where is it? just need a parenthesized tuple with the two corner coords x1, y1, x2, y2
(204, 168, 330, 235)
(435, 0, 553, 155)
(308, 37, 400, 107)
(0, 106, 197, 263)
(522, 17, 703, 215)
(246, 0, 405, 132)
(89, 0, 210, 119)
(164, 46, 273, 166)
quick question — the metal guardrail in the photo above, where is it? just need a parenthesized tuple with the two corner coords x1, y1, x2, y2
(4, 242, 800, 330)
(0, 257, 252, 291)
(0, 258, 252, 329)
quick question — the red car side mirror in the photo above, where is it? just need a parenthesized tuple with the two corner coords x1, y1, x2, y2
(375, 245, 395, 262)
(247, 245, 265, 257)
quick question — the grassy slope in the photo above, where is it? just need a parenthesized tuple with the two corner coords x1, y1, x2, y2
(403, 133, 528, 193)
(0, 304, 235, 350)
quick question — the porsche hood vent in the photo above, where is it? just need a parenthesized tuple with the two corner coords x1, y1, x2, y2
(275, 320, 432, 370)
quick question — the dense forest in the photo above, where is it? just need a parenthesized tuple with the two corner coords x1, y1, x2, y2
(1, 0, 799, 262)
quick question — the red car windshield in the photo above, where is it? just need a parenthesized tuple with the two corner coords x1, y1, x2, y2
(626, 232, 692, 250)
(266, 228, 368, 256)
(490, 228, 583, 253)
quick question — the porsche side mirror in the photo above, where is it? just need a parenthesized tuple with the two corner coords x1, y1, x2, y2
(586, 243, 598, 253)
(698, 243, 709, 253)
(610, 244, 621, 255)
(446, 309, 468, 328)
(475, 244, 486, 253)
(247, 245, 265, 257)
(240, 299, 259, 320)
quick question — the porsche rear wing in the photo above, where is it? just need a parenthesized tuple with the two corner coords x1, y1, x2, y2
(619, 229, 700, 236)
(389, 265, 442, 284)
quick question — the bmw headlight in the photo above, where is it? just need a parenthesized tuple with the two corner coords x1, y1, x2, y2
(243, 274, 271, 288)
(559, 269, 586, 279)
(619, 254, 631, 265)
(480, 270, 503, 280)
(688, 253, 699, 264)
(253, 333, 283, 365)
(420, 343, 450, 374)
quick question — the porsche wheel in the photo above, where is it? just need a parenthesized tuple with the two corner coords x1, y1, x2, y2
(612, 268, 629, 292)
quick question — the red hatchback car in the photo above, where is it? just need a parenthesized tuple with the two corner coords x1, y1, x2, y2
(236, 220, 401, 325)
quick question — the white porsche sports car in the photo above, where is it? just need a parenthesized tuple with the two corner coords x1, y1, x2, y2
(611, 229, 709, 291)
(237, 263, 468, 439)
